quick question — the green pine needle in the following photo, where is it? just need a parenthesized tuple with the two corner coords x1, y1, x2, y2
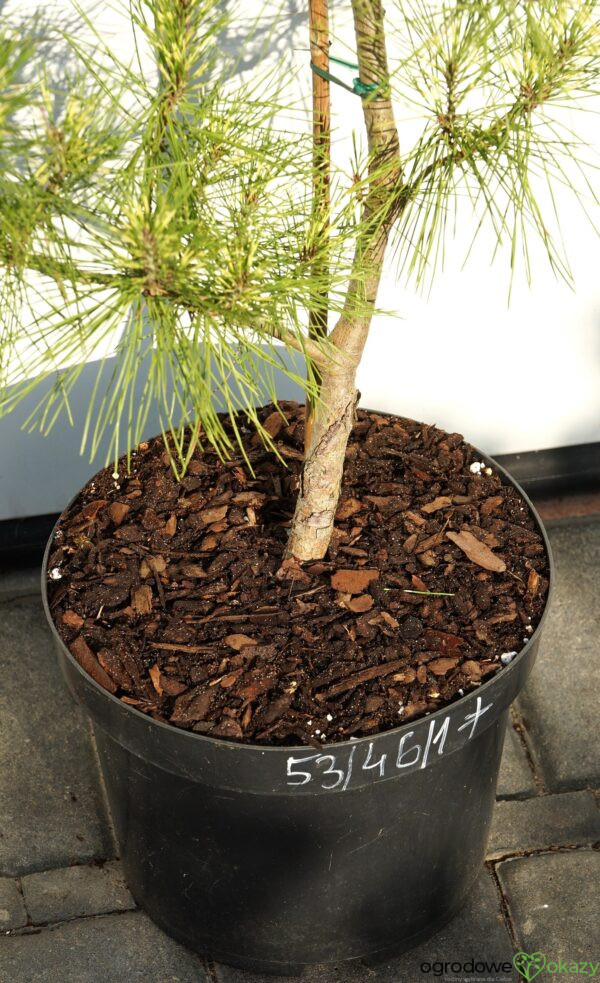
(0, 0, 598, 472)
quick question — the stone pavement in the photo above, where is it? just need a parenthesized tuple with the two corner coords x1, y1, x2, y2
(1, 516, 599, 983)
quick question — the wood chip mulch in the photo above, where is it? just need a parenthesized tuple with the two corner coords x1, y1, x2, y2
(46, 403, 549, 747)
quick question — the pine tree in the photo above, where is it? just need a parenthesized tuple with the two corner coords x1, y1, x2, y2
(1, 0, 598, 560)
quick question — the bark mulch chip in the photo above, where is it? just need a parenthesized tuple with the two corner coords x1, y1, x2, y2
(47, 403, 549, 748)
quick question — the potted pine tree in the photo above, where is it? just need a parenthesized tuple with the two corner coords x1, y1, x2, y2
(1, 0, 597, 972)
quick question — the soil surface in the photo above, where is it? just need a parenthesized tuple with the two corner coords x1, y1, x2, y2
(47, 403, 549, 747)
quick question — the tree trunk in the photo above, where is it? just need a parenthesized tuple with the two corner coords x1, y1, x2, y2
(286, 0, 401, 562)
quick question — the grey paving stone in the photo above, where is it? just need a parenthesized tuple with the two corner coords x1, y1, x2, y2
(0, 596, 115, 876)
(21, 860, 135, 925)
(215, 872, 515, 983)
(497, 850, 600, 957)
(516, 519, 600, 791)
(0, 565, 41, 602)
(496, 723, 536, 799)
(487, 790, 600, 860)
(0, 910, 208, 982)
(0, 877, 27, 931)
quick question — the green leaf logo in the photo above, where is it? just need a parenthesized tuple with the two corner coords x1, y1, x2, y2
(514, 952, 546, 981)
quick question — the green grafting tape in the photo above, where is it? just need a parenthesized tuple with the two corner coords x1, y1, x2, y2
(310, 56, 383, 98)
(353, 78, 381, 97)
(310, 61, 356, 95)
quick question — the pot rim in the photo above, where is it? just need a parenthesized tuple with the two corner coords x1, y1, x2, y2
(41, 439, 554, 758)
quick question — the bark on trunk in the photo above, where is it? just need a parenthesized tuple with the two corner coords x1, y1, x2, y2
(286, 365, 358, 561)
(286, 0, 401, 562)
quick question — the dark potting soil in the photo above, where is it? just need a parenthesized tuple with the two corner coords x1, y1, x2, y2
(47, 403, 549, 747)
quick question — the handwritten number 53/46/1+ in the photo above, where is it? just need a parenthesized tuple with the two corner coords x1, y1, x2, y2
(286, 696, 492, 790)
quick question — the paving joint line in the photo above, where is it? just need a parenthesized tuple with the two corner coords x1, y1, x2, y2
(0, 590, 42, 605)
(485, 862, 519, 952)
(498, 784, 600, 802)
(4, 857, 120, 881)
(13, 874, 33, 930)
(488, 842, 597, 864)
(205, 959, 220, 983)
(509, 705, 547, 795)
(534, 783, 600, 796)
(86, 718, 119, 853)
(496, 790, 546, 802)
(5, 905, 140, 937)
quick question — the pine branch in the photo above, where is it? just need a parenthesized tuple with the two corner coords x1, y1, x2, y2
(1, 0, 598, 490)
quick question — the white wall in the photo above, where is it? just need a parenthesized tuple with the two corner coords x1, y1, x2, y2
(1, 0, 599, 519)
(322, 1, 600, 454)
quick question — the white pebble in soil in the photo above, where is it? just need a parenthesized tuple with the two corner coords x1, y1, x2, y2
(500, 651, 518, 665)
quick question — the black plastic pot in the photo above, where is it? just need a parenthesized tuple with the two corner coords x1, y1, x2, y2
(41, 452, 552, 975)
